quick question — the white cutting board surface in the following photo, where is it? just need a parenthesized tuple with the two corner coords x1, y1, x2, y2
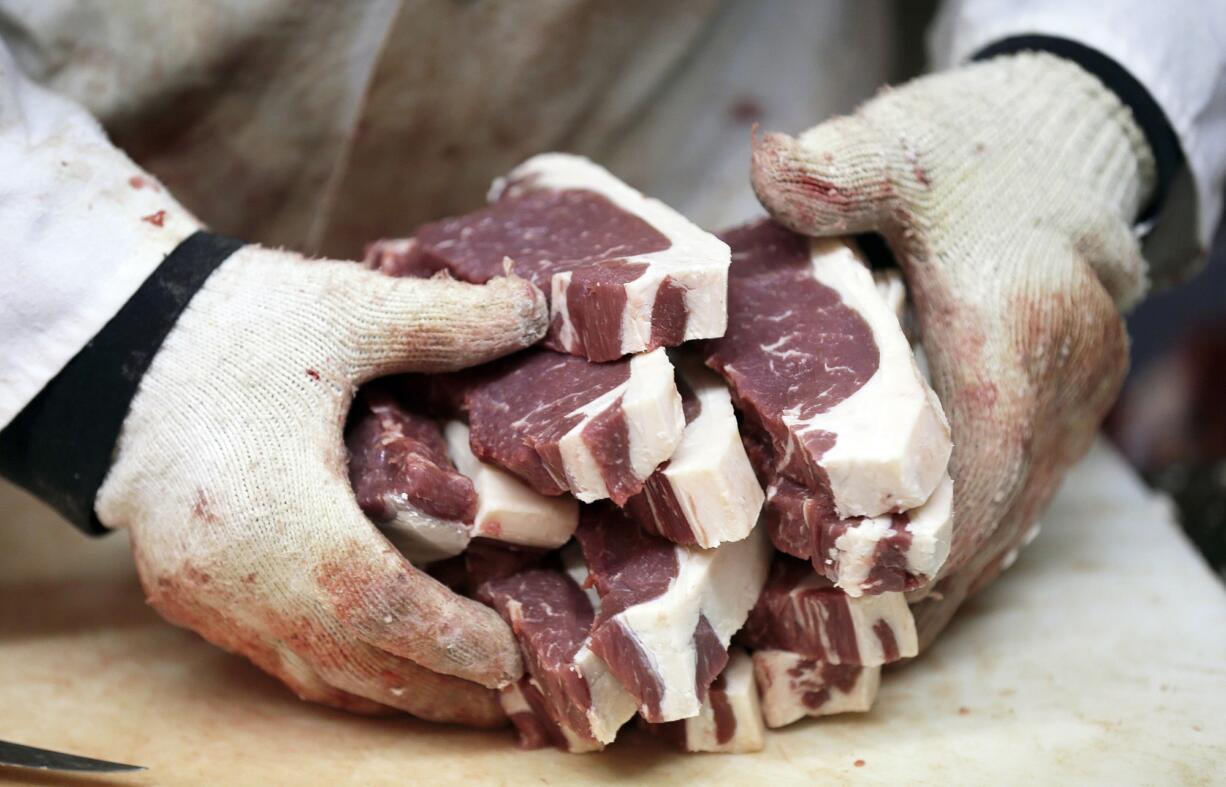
(0, 438, 1222, 786)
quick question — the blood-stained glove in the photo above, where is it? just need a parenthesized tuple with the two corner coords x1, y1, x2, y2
(94, 247, 546, 725)
(751, 53, 1156, 647)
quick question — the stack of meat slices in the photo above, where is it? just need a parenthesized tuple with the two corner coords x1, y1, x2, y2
(346, 153, 954, 754)
(707, 220, 954, 598)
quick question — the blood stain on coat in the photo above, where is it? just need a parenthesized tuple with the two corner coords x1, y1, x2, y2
(142, 210, 167, 227)
(728, 96, 764, 123)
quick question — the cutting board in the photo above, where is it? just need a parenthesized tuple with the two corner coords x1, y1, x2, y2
(0, 439, 1222, 785)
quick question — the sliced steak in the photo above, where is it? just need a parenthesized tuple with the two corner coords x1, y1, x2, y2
(575, 504, 771, 723)
(345, 388, 473, 564)
(711, 223, 956, 590)
(763, 472, 954, 596)
(706, 219, 951, 519)
(480, 569, 637, 749)
(366, 153, 730, 362)
(644, 648, 765, 753)
(738, 556, 917, 664)
(444, 420, 578, 548)
(500, 676, 602, 753)
(439, 347, 684, 505)
(623, 356, 764, 547)
(752, 650, 880, 729)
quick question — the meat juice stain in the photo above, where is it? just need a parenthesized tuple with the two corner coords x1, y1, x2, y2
(727, 96, 764, 123)
(141, 209, 167, 227)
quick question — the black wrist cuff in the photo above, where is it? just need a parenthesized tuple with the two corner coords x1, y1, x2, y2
(0, 231, 244, 534)
(973, 35, 1184, 224)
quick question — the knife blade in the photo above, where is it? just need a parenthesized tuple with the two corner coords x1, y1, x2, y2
(0, 739, 144, 773)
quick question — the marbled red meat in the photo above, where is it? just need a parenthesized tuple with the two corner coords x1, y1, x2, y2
(345, 387, 474, 564)
(365, 154, 730, 362)
(435, 347, 683, 505)
(575, 504, 770, 722)
(738, 556, 918, 666)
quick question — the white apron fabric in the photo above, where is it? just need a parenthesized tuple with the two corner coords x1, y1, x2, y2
(1, 0, 1223, 426)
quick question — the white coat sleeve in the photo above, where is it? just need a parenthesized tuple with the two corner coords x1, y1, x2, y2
(929, 0, 1226, 286)
(0, 40, 202, 428)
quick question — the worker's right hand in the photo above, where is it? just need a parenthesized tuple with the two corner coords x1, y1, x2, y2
(95, 245, 547, 726)
(751, 53, 1156, 646)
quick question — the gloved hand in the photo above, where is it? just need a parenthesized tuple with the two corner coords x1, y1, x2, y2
(95, 246, 547, 725)
(751, 52, 1155, 646)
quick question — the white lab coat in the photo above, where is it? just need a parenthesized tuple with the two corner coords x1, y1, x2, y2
(1, 0, 1223, 427)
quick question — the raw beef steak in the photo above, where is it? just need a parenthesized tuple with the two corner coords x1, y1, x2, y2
(738, 556, 917, 664)
(480, 569, 636, 749)
(644, 648, 765, 753)
(500, 676, 602, 753)
(444, 420, 578, 549)
(575, 504, 771, 723)
(439, 347, 684, 505)
(706, 219, 951, 519)
(752, 650, 880, 728)
(762, 470, 954, 596)
(346, 388, 473, 564)
(365, 153, 730, 362)
(622, 355, 764, 547)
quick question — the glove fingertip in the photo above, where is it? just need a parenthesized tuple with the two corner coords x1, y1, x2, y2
(420, 273, 547, 374)
(318, 540, 525, 688)
(484, 273, 549, 350)
(751, 130, 831, 231)
(348, 271, 549, 378)
(446, 596, 525, 689)
(751, 126, 888, 238)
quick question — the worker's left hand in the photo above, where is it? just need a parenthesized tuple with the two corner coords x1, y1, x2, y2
(95, 245, 546, 725)
(751, 52, 1156, 646)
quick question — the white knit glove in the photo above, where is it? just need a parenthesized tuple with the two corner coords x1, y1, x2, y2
(752, 53, 1156, 646)
(95, 246, 547, 726)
